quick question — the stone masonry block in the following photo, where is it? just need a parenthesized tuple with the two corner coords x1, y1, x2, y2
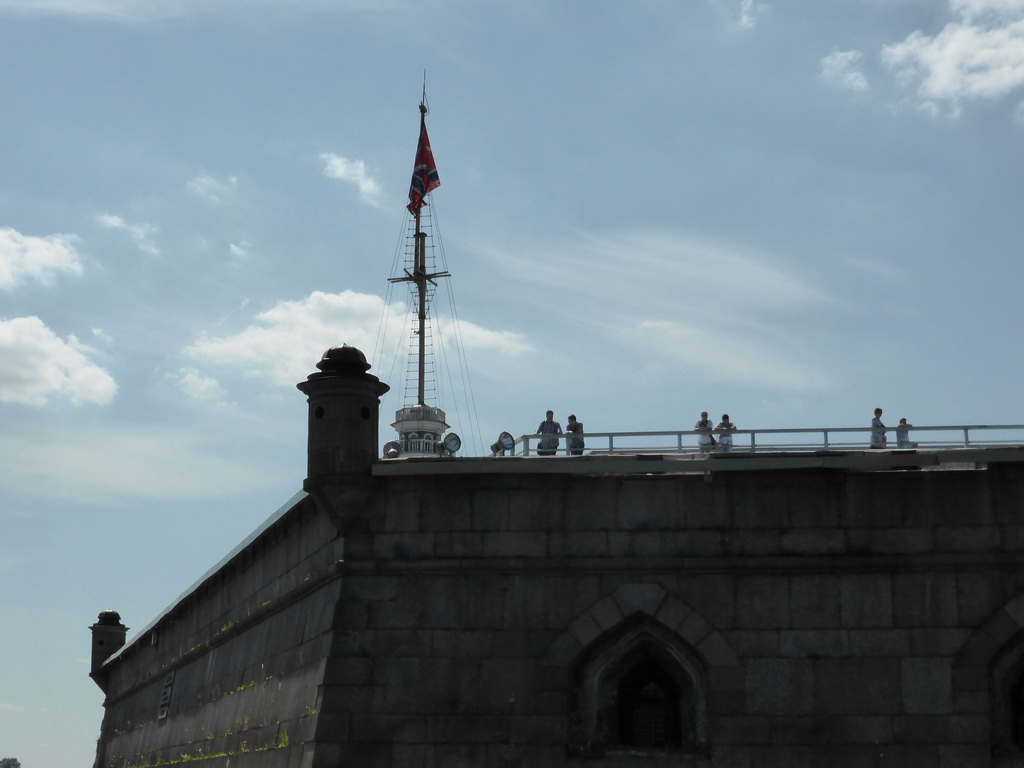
(616, 478, 679, 530)
(745, 658, 814, 715)
(501, 576, 546, 629)
(431, 630, 499, 658)
(839, 573, 893, 628)
(349, 713, 425, 743)
(547, 531, 608, 558)
(780, 529, 845, 556)
(848, 629, 910, 657)
(680, 573, 736, 630)
(714, 715, 772, 745)
(679, 609, 714, 647)
(481, 532, 547, 558)
(373, 532, 434, 560)
(1003, 592, 1024, 627)
(567, 611, 602, 649)
(544, 576, 602, 630)
(426, 714, 507, 743)
(563, 482, 618, 530)
(613, 582, 667, 617)
(893, 571, 959, 628)
(902, 658, 953, 714)
(734, 530, 781, 557)
(727, 630, 780, 658)
(952, 664, 988, 693)
(471, 489, 509, 531)
(541, 633, 582, 668)
(981, 608, 1021, 648)
(432, 531, 485, 558)
(698, 631, 741, 667)
(679, 480, 730, 529)
(894, 714, 987, 744)
(934, 526, 1000, 554)
(654, 596, 692, 631)
(956, 571, 1003, 626)
(938, 744, 990, 768)
(731, 483, 792, 529)
(381, 500, 419, 533)
(789, 574, 840, 629)
(813, 658, 901, 715)
(956, 629, 1001, 667)
(736, 575, 790, 629)
(707, 666, 746, 714)
(507, 496, 563, 532)
(393, 744, 435, 768)
(344, 576, 399, 603)
(779, 630, 849, 658)
(588, 595, 624, 632)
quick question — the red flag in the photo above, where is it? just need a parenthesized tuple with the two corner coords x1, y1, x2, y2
(407, 119, 440, 213)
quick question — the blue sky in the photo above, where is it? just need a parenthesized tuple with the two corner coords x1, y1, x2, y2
(2, 0, 1023, 765)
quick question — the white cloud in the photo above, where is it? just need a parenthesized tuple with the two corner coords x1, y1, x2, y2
(320, 153, 384, 208)
(738, 0, 762, 30)
(183, 289, 528, 393)
(0, 0, 391, 22)
(0, 316, 117, 406)
(472, 228, 837, 393)
(631, 319, 833, 392)
(0, 420, 278, 504)
(0, 227, 83, 291)
(882, 0, 1024, 116)
(184, 290, 395, 387)
(438, 318, 533, 356)
(98, 213, 161, 257)
(228, 242, 249, 260)
(175, 367, 228, 405)
(821, 49, 870, 92)
(187, 174, 238, 204)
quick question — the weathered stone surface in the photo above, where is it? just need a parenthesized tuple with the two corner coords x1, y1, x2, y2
(92, 434, 1024, 767)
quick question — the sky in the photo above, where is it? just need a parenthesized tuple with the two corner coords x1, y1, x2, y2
(1, 0, 1023, 764)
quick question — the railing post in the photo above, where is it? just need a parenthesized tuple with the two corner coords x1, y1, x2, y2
(823, 430, 829, 450)
(963, 428, 970, 447)
(750, 431, 756, 453)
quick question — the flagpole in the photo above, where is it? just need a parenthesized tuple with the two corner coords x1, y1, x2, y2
(389, 99, 448, 409)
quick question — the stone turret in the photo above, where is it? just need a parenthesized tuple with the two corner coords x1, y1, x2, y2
(296, 344, 390, 532)
(89, 610, 127, 692)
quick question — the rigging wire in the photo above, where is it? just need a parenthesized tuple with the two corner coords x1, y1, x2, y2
(430, 199, 484, 455)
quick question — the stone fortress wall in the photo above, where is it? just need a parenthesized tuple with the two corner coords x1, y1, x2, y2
(91, 348, 1024, 767)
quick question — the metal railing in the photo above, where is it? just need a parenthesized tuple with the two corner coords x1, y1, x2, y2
(513, 425, 1024, 456)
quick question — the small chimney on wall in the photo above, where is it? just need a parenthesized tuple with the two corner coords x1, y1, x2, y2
(89, 610, 127, 692)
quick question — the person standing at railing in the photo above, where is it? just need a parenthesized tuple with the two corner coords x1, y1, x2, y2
(566, 414, 585, 455)
(870, 407, 887, 449)
(716, 414, 737, 452)
(696, 411, 716, 453)
(896, 418, 917, 449)
(535, 410, 562, 456)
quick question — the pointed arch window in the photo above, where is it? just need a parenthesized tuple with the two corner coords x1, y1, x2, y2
(569, 614, 707, 757)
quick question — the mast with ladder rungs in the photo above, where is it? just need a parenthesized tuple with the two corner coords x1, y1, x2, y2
(386, 100, 456, 456)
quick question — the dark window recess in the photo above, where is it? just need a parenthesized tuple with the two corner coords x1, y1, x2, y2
(569, 615, 707, 757)
(619, 667, 680, 748)
(1013, 674, 1024, 745)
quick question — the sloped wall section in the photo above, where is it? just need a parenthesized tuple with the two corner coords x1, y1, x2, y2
(93, 494, 343, 768)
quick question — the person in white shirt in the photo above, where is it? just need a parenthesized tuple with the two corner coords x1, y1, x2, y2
(695, 411, 715, 453)
(716, 414, 737, 453)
